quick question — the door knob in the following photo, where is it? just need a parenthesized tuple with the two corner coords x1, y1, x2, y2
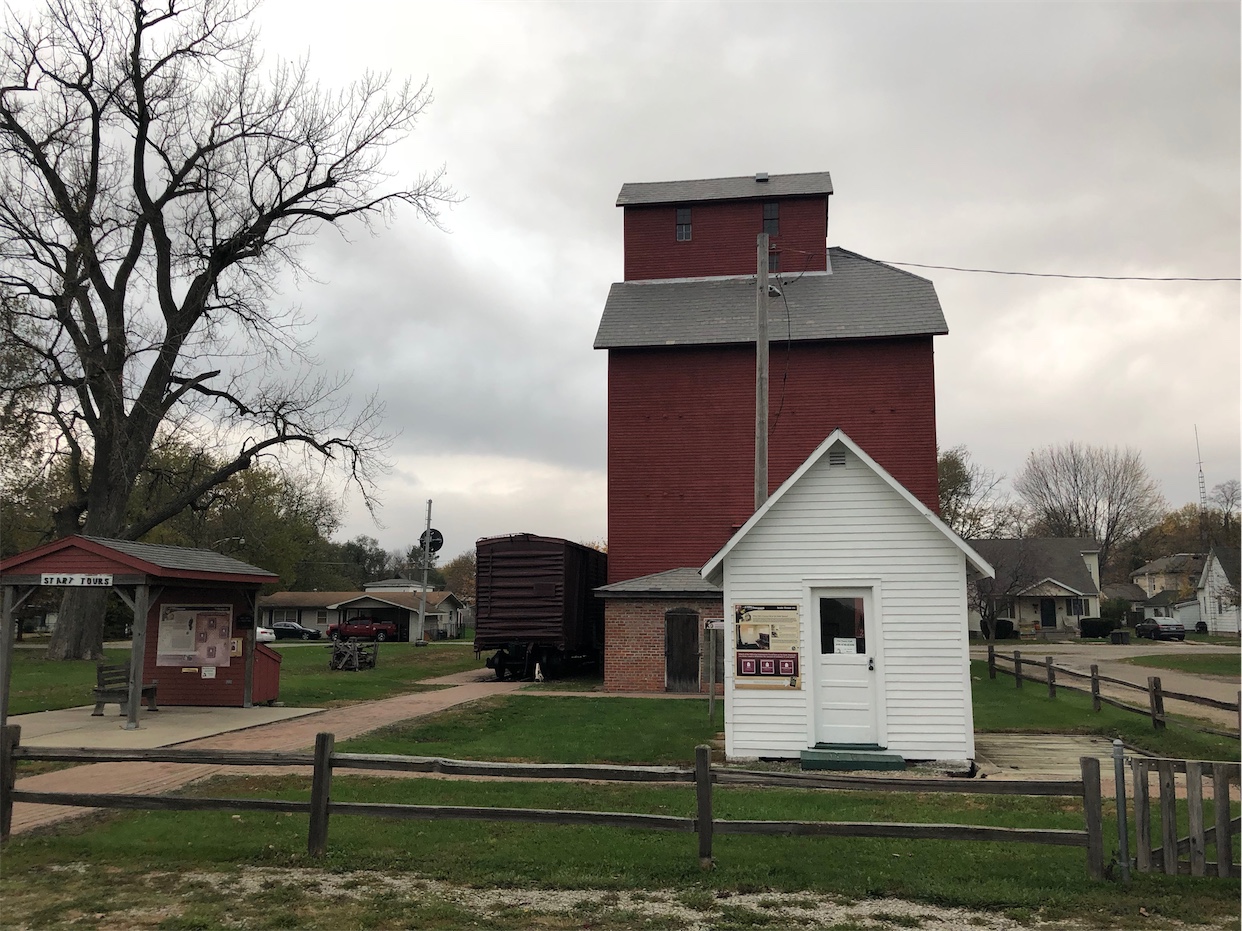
(868, 657, 874, 671)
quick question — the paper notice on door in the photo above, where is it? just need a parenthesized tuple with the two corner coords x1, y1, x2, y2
(833, 638, 857, 654)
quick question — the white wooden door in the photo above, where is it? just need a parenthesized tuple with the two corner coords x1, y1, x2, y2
(813, 589, 879, 746)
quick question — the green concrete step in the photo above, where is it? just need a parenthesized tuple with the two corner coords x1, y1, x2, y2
(800, 746, 906, 771)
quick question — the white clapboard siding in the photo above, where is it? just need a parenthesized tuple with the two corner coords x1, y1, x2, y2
(718, 439, 976, 762)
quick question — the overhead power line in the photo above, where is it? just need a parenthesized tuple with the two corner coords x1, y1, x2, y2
(872, 260, 1239, 282)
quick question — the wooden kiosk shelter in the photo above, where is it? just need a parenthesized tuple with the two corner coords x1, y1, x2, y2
(0, 536, 280, 730)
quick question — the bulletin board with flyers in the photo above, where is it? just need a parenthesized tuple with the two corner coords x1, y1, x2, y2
(733, 603, 801, 689)
(156, 605, 234, 667)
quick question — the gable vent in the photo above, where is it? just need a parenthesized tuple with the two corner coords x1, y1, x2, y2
(828, 450, 847, 468)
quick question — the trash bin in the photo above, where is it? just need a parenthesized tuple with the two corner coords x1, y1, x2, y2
(1110, 629, 1130, 645)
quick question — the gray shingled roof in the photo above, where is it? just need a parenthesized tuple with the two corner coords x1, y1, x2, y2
(1101, 582, 1147, 603)
(967, 538, 1101, 596)
(594, 248, 947, 350)
(1145, 589, 1195, 608)
(80, 536, 274, 577)
(595, 567, 722, 599)
(1132, 553, 1207, 577)
(617, 172, 833, 207)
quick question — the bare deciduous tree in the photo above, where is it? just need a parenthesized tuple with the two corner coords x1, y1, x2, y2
(937, 445, 1022, 540)
(967, 539, 1037, 642)
(1013, 442, 1165, 577)
(1211, 479, 1240, 541)
(0, 0, 452, 658)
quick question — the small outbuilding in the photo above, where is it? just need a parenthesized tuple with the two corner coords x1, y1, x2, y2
(700, 430, 993, 766)
(1, 535, 281, 729)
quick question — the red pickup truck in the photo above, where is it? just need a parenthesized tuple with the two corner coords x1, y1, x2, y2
(327, 616, 398, 642)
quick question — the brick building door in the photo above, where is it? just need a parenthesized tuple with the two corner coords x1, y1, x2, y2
(665, 610, 700, 692)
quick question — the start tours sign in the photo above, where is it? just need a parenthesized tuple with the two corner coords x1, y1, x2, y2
(41, 573, 112, 587)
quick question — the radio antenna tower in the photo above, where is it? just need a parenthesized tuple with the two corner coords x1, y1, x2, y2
(1195, 425, 1209, 547)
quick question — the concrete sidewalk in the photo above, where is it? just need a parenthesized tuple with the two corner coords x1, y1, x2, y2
(8, 669, 520, 836)
(12, 704, 324, 749)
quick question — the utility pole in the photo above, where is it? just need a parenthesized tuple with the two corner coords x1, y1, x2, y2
(755, 232, 770, 510)
(417, 499, 432, 644)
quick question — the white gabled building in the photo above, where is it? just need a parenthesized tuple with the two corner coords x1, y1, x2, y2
(1198, 547, 1241, 635)
(701, 430, 993, 765)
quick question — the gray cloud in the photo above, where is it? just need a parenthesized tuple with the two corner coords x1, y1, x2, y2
(249, 0, 1237, 551)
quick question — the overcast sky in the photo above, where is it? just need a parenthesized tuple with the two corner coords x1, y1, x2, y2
(246, 0, 1239, 560)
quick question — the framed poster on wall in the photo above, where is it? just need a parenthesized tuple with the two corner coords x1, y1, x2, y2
(156, 605, 233, 667)
(733, 604, 801, 689)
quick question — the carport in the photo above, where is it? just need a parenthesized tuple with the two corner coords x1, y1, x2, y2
(0, 535, 279, 730)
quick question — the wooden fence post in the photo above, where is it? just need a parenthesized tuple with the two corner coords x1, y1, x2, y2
(307, 732, 335, 858)
(1045, 656, 1056, 699)
(1158, 760, 1177, 875)
(695, 744, 713, 869)
(1147, 677, 1166, 730)
(1112, 740, 1130, 883)
(987, 645, 996, 679)
(1080, 756, 1105, 880)
(1133, 759, 1151, 873)
(0, 724, 19, 842)
(1185, 761, 1205, 876)
(1213, 762, 1234, 879)
(1013, 651, 1022, 689)
(1090, 665, 1101, 712)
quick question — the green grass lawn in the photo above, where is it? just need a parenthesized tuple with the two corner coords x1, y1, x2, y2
(2, 773, 1238, 928)
(1187, 633, 1242, 646)
(970, 661, 1239, 761)
(272, 641, 482, 707)
(1123, 652, 1241, 678)
(5, 647, 132, 715)
(6, 641, 482, 714)
(6, 658, 1241, 927)
(337, 694, 719, 764)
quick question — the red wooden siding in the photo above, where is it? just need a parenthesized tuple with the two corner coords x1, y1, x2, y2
(623, 197, 828, 281)
(141, 587, 259, 707)
(252, 644, 282, 704)
(606, 338, 939, 584)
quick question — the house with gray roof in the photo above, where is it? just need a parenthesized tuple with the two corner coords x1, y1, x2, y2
(966, 538, 1101, 637)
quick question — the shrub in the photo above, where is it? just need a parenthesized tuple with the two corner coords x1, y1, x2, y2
(1078, 617, 1116, 639)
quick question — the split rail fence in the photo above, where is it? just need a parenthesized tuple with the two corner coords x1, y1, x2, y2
(986, 646, 1241, 739)
(1, 726, 1111, 876)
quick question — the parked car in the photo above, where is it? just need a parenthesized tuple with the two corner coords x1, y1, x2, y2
(273, 621, 323, 641)
(1135, 617, 1186, 641)
(327, 616, 398, 642)
(255, 625, 276, 643)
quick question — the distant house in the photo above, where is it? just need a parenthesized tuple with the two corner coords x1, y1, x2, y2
(1101, 581, 1147, 612)
(1131, 553, 1207, 598)
(1197, 547, 1241, 635)
(259, 590, 466, 641)
(1141, 588, 1200, 628)
(966, 538, 1101, 637)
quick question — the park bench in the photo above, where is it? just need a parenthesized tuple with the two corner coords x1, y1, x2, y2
(329, 638, 379, 672)
(92, 662, 159, 716)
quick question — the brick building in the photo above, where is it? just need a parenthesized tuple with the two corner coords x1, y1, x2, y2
(594, 171, 949, 692)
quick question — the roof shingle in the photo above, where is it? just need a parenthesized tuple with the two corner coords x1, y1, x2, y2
(594, 248, 947, 350)
(616, 172, 833, 207)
